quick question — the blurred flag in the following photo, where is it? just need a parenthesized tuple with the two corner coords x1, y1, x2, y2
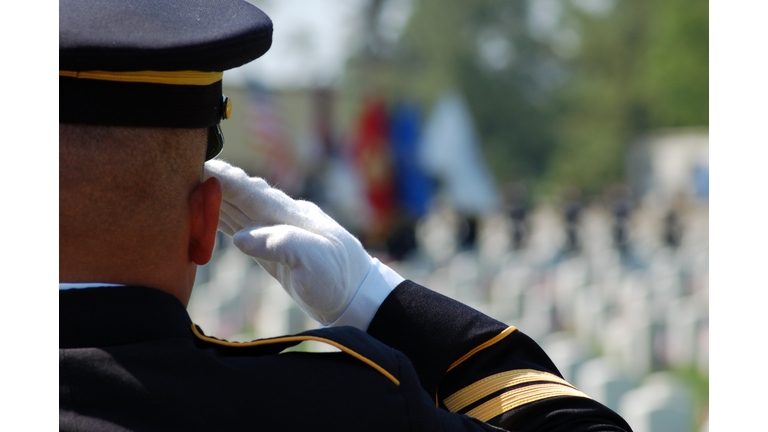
(351, 97, 396, 242)
(246, 84, 303, 195)
(418, 90, 500, 216)
(389, 101, 433, 219)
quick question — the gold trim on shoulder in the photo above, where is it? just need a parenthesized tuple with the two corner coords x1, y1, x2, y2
(444, 369, 577, 413)
(59, 70, 223, 86)
(447, 326, 518, 373)
(190, 324, 400, 386)
(435, 326, 518, 407)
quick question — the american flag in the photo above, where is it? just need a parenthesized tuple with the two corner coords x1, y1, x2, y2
(246, 85, 303, 195)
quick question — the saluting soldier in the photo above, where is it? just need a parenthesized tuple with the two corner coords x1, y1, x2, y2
(59, 1, 633, 430)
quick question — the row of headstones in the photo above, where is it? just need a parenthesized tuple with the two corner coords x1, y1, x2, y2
(396, 255, 707, 383)
(191, 216, 709, 357)
(190, 200, 705, 324)
(429, 246, 710, 376)
(412, 207, 709, 432)
(372, 246, 709, 432)
(190, 232, 709, 432)
(415, 223, 706, 292)
(416, 203, 709, 272)
(396, 246, 710, 381)
(191, 227, 707, 364)
(541, 334, 706, 432)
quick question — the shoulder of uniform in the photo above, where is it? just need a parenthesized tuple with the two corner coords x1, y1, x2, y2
(191, 324, 401, 386)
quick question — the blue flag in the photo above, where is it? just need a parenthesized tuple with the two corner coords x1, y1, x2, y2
(389, 101, 433, 219)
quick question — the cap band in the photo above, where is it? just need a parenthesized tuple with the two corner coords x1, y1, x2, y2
(59, 70, 224, 86)
(60, 76, 224, 129)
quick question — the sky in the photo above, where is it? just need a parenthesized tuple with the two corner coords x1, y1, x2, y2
(225, 0, 369, 88)
(226, 0, 611, 89)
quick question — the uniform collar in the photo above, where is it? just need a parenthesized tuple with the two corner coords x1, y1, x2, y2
(60, 286, 192, 349)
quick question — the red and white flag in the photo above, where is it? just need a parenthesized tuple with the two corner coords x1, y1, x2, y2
(246, 86, 303, 195)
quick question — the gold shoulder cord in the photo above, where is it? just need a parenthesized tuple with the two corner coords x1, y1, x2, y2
(444, 369, 586, 413)
(190, 324, 400, 386)
(465, 382, 591, 422)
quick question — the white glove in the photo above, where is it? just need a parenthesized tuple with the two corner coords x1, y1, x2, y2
(204, 160, 404, 329)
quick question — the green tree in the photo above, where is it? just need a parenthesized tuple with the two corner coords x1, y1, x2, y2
(344, 0, 560, 185)
(546, 0, 708, 194)
(343, 0, 709, 196)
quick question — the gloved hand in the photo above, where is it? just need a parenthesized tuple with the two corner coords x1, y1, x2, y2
(204, 160, 403, 329)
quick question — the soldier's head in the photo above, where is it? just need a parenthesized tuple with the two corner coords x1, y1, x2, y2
(59, 0, 272, 304)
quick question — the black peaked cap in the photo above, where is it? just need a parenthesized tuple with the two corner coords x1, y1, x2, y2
(60, 0, 273, 72)
(59, 0, 273, 159)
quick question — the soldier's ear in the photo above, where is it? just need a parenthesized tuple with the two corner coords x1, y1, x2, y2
(188, 176, 222, 265)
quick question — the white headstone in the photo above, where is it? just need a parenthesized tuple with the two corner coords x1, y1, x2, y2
(541, 333, 588, 384)
(575, 357, 635, 413)
(597, 263, 623, 305)
(207, 245, 253, 303)
(616, 270, 649, 314)
(385, 254, 433, 287)
(553, 256, 589, 328)
(581, 206, 613, 253)
(619, 373, 693, 432)
(524, 205, 564, 263)
(648, 250, 680, 290)
(448, 251, 481, 304)
(478, 212, 512, 264)
(488, 264, 531, 324)
(416, 202, 459, 265)
(665, 296, 698, 368)
(188, 240, 254, 337)
(602, 302, 653, 379)
(252, 270, 293, 338)
(572, 286, 608, 348)
(518, 289, 554, 343)
(649, 275, 682, 324)
(423, 266, 452, 298)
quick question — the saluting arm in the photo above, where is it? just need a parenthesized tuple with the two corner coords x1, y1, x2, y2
(367, 281, 633, 431)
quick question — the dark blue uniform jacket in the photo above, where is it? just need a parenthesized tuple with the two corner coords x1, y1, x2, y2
(60, 281, 632, 431)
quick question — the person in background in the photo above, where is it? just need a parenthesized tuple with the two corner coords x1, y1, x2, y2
(562, 187, 583, 253)
(505, 182, 530, 250)
(605, 185, 634, 258)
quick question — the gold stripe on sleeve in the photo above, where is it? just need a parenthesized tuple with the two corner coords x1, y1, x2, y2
(444, 369, 577, 413)
(190, 324, 400, 386)
(59, 70, 223, 85)
(465, 383, 591, 422)
(446, 326, 518, 373)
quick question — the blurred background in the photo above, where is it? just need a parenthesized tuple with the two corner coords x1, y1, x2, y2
(188, 1, 708, 431)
